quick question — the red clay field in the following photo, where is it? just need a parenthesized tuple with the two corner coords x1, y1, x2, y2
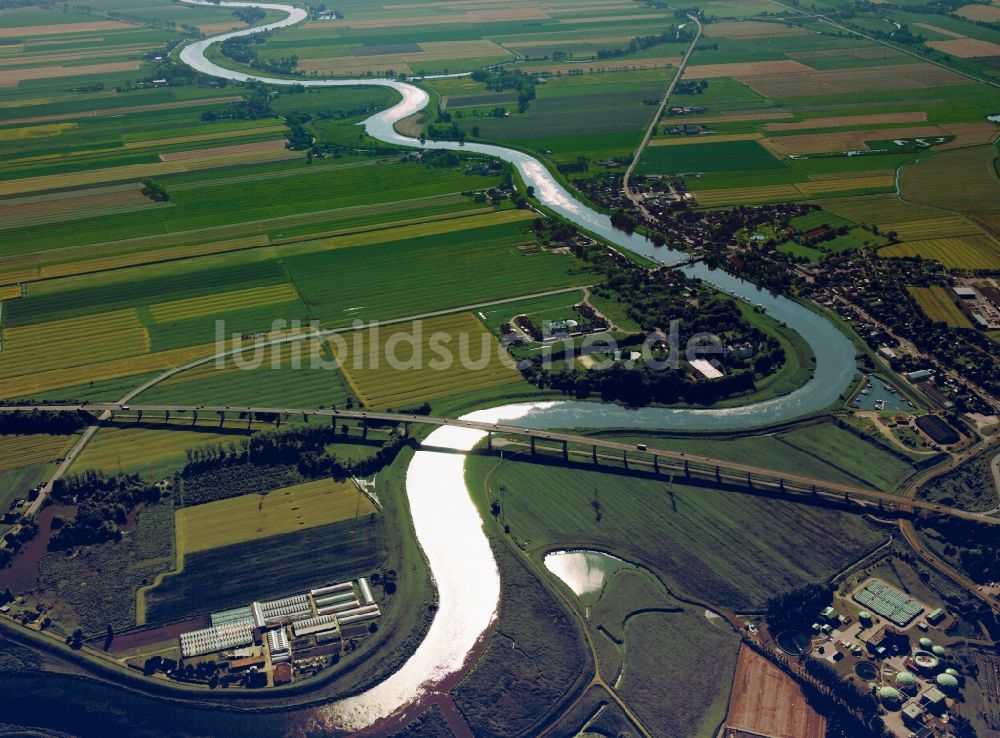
(724, 646, 826, 738)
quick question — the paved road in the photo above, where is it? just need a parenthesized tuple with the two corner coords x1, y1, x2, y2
(622, 14, 704, 214)
(5, 402, 997, 525)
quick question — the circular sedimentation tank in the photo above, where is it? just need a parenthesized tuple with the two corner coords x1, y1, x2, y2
(913, 650, 940, 671)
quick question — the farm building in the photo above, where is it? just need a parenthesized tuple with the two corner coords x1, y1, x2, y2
(952, 286, 977, 300)
(905, 369, 933, 382)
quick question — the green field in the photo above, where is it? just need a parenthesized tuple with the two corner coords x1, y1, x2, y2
(907, 285, 974, 328)
(636, 139, 786, 175)
(468, 456, 888, 611)
(602, 422, 915, 491)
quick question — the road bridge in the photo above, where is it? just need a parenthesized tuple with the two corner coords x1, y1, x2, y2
(4, 403, 997, 526)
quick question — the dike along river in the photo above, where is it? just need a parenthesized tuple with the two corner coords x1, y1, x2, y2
(173, 3, 857, 733)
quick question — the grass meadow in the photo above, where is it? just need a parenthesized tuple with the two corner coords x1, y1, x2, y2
(468, 455, 888, 611)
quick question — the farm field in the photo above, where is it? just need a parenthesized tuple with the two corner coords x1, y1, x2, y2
(251, 0, 683, 77)
(71, 422, 265, 480)
(427, 68, 682, 165)
(724, 645, 826, 738)
(898, 145, 1000, 220)
(467, 456, 888, 611)
(176, 478, 375, 554)
(284, 215, 590, 329)
(333, 312, 525, 409)
(907, 285, 974, 328)
(143, 516, 381, 623)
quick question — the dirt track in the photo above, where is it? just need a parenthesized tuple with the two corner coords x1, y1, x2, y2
(724, 646, 825, 738)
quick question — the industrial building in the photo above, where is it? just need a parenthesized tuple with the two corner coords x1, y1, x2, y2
(180, 619, 257, 658)
(176, 578, 382, 671)
(853, 579, 924, 627)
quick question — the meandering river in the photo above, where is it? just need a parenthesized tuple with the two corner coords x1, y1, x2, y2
(175, 5, 859, 732)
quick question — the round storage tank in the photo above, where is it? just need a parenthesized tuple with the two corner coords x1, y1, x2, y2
(879, 686, 901, 702)
(945, 668, 960, 677)
(936, 673, 959, 689)
(932, 645, 946, 657)
(896, 671, 918, 688)
(919, 637, 933, 648)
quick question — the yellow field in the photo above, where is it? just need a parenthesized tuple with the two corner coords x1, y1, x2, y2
(816, 194, 937, 224)
(907, 285, 973, 328)
(0, 433, 74, 472)
(0, 284, 21, 300)
(176, 478, 375, 554)
(692, 184, 801, 206)
(881, 236, 1000, 271)
(900, 145, 1000, 218)
(309, 208, 534, 251)
(73, 420, 271, 476)
(122, 124, 287, 151)
(0, 341, 218, 400)
(0, 234, 272, 285)
(878, 215, 982, 241)
(0, 122, 76, 140)
(794, 173, 894, 196)
(649, 133, 762, 147)
(332, 312, 523, 409)
(0, 308, 149, 379)
(149, 283, 300, 323)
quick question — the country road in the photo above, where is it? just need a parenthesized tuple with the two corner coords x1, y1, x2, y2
(622, 13, 703, 214)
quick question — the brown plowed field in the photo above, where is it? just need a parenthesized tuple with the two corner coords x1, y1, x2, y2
(955, 4, 1000, 22)
(704, 21, 809, 38)
(158, 138, 288, 162)
(0, 20, 133, 38)
(724, 646, 826, 738)
(0, 61, 139, 87)
(927, 37, 1000, 58)
(683, 59, 814, 79)
(764, 125, 946, 154)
